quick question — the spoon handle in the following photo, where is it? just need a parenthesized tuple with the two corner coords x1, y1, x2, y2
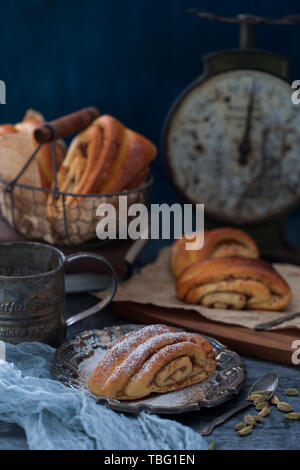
(197, 401, 251, 436)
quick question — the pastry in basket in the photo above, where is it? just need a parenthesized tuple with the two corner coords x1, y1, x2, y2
(0, 109, 66, 189)
(47, 114, 156, 216)
(171, 227, 259, 277)
(88, 324, 216, 400)
(176, 257, 292, 311)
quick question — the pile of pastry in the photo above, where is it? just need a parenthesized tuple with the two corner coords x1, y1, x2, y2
(88, 324, 216, 400)
(171, 227, 292, 311)
(0, 110, 157, 243)
(0, 110, 156, 201)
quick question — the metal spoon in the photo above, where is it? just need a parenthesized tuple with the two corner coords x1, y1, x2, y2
(198, 373, 278, 436)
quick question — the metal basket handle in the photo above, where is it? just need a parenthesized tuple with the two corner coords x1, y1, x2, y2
(34, 106, 100, 143)
(4, 106, 100, 197)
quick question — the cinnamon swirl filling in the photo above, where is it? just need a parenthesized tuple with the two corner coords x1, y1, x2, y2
(88, 325, 216, 400)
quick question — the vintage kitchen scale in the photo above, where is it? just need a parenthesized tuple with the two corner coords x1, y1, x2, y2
(163, 11, 300, 255)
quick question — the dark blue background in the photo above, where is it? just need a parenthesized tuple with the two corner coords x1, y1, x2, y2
(1, 0, 300, 216)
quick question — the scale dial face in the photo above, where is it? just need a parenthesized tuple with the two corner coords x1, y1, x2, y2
(165, 69, 300, 223)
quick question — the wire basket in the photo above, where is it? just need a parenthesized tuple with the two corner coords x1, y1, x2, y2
(0, 108, 153, 247)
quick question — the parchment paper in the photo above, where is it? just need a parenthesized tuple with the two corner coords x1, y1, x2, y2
(106, 247, 300, 331)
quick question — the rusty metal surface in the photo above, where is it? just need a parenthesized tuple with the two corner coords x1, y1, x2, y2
(0, 242, 65, 346)
(0, 242, 117, 346)
(163, 67, 300, 225)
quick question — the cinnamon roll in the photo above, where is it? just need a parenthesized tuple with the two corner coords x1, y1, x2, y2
(171, 228, 259, 277)
(47, 114, 156, 216)
(88, 324, 216, 400)
(176, 257, 292, 311)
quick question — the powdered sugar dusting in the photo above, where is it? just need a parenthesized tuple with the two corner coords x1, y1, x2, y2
(90, 325, 174, 381)
(89, 325, 216, 399)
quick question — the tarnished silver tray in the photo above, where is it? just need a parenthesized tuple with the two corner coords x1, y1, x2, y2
(52, 324, 245, 414)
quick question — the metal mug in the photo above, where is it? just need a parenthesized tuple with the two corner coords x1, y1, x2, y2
(0, 242, 118, 346)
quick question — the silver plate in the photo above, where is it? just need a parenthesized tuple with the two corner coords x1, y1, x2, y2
(52, 324, 245, 414)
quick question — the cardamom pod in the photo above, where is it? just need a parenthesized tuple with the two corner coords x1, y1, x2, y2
(253, 390, 270, 396)
(285, 412, 300, 420)
(277, 402, 294, 412)
(256, 401, 268, 411)
(254, 416, 265, 423)
(208, 441, 216, 450)
(284, 389, 299, 397)
(234, 422, 246, 431)
(238, 425, 253, 436)
(247, 393, 261, 402)
(258, 406, 270, 418)
(254, 395, 268, 405)
(244, 414, 257, 426)
(271, 394, 280, 405)
(248, 392, 269, 401)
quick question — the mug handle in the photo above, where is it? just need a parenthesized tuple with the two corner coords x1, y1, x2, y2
(64, 252, 118, 327)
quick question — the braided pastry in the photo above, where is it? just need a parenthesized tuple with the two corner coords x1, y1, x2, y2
(176, 257, 292, 311)
(88, 324, 216, 400)
(171, 228, 259, 277)
(47, 114, 156, 215)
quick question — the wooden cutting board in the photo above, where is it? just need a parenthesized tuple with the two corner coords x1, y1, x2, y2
(114, 301, 300, 367)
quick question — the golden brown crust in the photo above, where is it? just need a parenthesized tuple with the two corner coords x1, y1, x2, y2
(88, 324, 216, 400)
(170, 230, 207, 276)
(125, 165, 149, 189)
(99, 128, 156, 193)
(47, 115, 156, 215)
(171, 228, 259, 277)
(72, 115, 125, 195)
(176, 257, 292, 311)
(0, 124, 18, 135)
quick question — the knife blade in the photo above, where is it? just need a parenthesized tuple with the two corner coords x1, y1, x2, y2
(255, 311, 300, 331)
